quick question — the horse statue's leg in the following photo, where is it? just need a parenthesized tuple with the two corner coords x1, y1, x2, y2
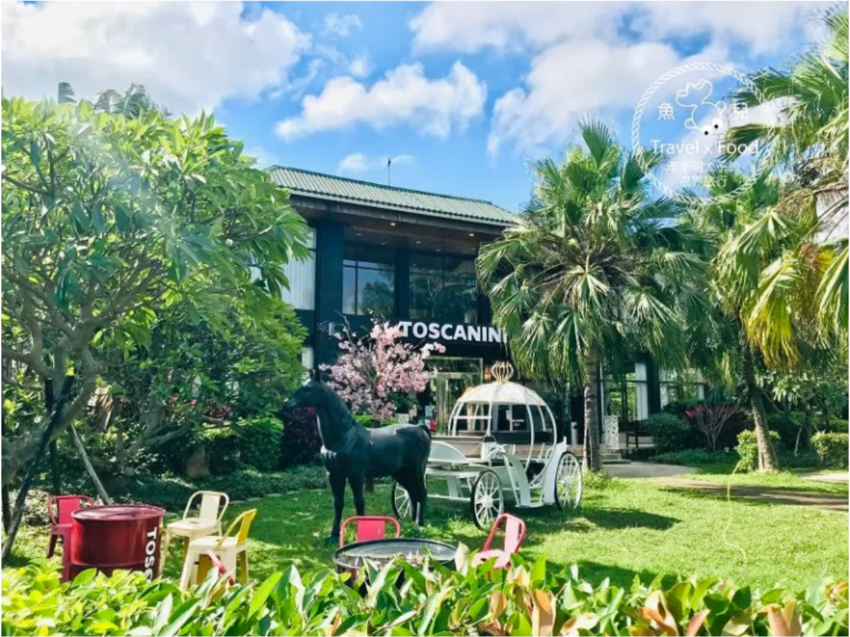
(413, 470, 427, 526)
(349, 474, 366, 516)
(328, 470, 346, 542)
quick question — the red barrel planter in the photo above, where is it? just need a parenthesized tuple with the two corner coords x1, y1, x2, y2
(70, 504, 164, 580)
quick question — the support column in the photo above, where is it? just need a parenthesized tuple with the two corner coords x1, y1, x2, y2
(314, 220, 344, 368)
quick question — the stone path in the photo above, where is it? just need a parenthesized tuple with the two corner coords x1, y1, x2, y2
(656, 477, 849, 513)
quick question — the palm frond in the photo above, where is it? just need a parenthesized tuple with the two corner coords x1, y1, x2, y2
(817, 240, 849, 339)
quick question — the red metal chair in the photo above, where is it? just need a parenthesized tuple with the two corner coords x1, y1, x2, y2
(339, 516, 401, 548)
(472, 513, 526, 570)
(47, 495, 95, 581)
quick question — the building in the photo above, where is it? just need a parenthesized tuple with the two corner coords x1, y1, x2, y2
(268, 166, 707, 442)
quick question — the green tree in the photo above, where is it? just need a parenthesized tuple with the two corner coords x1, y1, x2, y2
(686, 169, 822, 471)
(724, 9, 848, 349)
(97, 294, 306, 475)
(478, 122, 701, 471)
(1, 94, 309, 555)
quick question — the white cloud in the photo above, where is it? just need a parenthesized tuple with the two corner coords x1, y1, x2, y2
(324, 13, 362, 38)
(1, 2, 310, 115)
(632, 2, 828, 56)
(244, 146, 281, 170)
(338, 153, 414, 174)
(410, 2, 822, 55)
(348, 55, 372, 79)
(410, 3, 623, 52)
(275, 61, 486, 141)
(488, 39, 683, 157)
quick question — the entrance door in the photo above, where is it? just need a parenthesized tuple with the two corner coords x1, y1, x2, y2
(424, 357, 482, 434)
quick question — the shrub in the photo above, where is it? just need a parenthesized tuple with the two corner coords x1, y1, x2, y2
(279, 411, 322, 468)
(767, 412, 807, 450)
(102, 465, 327, 512)
(646, 413, 693, 452)
(236, 417, 284, 472)
(823, 417, 849, 434)
(737, 430, 782, 472)
(3, 559, 848, 636)
(811, 433, 849, 469)
(651, 449, 739, 466)
(664, 400, 753, 451)
(197, 427, 242, 475)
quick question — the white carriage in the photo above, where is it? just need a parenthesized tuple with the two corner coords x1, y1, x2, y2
(391, 362, 583, 529)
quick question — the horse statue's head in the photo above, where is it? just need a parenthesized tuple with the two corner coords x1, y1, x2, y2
(280, 380, 355, 447)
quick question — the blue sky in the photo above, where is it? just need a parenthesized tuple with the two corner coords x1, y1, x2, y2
(1, 1, 829, 211)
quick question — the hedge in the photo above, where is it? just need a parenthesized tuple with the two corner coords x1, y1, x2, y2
(646, 413, 693, 453)
(811, 432, 849, 469)
(2, 557, 847, 636)
(736, 430, 782, 472)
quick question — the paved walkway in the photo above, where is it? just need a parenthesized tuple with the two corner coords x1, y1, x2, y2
(802, 471, 849, 484)
(656, 477, 849, 513)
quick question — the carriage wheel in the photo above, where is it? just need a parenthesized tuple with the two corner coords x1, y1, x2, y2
(554, 451, 583, 510)
(391, 481, 412, 521)
(470, 470, 504, 529)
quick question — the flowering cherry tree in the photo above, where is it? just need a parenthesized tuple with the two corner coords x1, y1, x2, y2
(321, 321, 445, 421)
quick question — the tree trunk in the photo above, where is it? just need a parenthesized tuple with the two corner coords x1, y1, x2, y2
(44, 377, 63, 495)
(1, 379, 72, 560)
(1, 400, 12, 532)
(49, 442, 62, 495)
(68, 425, 112, 504)
(1, 484, 10, 533)
(582, 353, 602, 472)
(742, 346, 779, 472)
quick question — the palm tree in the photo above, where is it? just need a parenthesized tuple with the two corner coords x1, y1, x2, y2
(686, 170, 790, 470)
(724, 9, 848, 349)
(478, 122, 702, 471)
(57, 82, 166, 118)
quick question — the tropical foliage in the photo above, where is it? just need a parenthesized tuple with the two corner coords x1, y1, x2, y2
(478, 121, 702, 470)
(1, 93, 309, 554)
(3, 557, 848, 636)
(723, 9, 848, 352)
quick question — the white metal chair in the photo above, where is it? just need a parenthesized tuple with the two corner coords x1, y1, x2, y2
(160, 491, 229, 576)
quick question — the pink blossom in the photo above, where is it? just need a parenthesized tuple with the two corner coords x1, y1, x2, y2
(321, 320, 443, 422)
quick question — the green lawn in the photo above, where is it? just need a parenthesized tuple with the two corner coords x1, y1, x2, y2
(160, 473, 847, 591)
(7, 472, 848, 593)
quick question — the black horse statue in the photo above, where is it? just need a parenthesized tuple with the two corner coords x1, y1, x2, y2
(281, 380, 431, 541)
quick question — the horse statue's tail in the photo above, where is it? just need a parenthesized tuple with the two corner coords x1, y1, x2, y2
(418, 422, 433, 438)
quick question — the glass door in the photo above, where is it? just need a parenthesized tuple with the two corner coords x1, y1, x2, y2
(422, 357, 482, 434)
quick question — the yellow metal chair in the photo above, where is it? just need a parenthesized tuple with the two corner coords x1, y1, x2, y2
(179, 509, 257, 590)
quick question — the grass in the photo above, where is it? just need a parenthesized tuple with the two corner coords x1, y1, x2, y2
(7, 469, 848, 593)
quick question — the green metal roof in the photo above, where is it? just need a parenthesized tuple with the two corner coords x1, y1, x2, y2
(268, 166, 514, 226)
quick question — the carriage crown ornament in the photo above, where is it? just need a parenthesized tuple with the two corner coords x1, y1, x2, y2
(491, 361, 514, 384)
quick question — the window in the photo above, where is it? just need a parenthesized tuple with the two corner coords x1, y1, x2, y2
(280, 227, 316, 311)
(660, 369, 706, 407)
(603, 362, 649, 423)
(300, 347, 314, 382)
(410, 254, 478, 324)
(343, 245, 395, 317)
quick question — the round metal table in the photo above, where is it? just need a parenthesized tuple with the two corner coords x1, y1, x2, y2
(333, 538, 456, 577)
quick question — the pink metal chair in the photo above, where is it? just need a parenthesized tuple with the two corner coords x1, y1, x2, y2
(206, 549, 236, 586)
(472, 513, 526, 570)
(47, 495, 95, 581)
(339, 516, 402, 548)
